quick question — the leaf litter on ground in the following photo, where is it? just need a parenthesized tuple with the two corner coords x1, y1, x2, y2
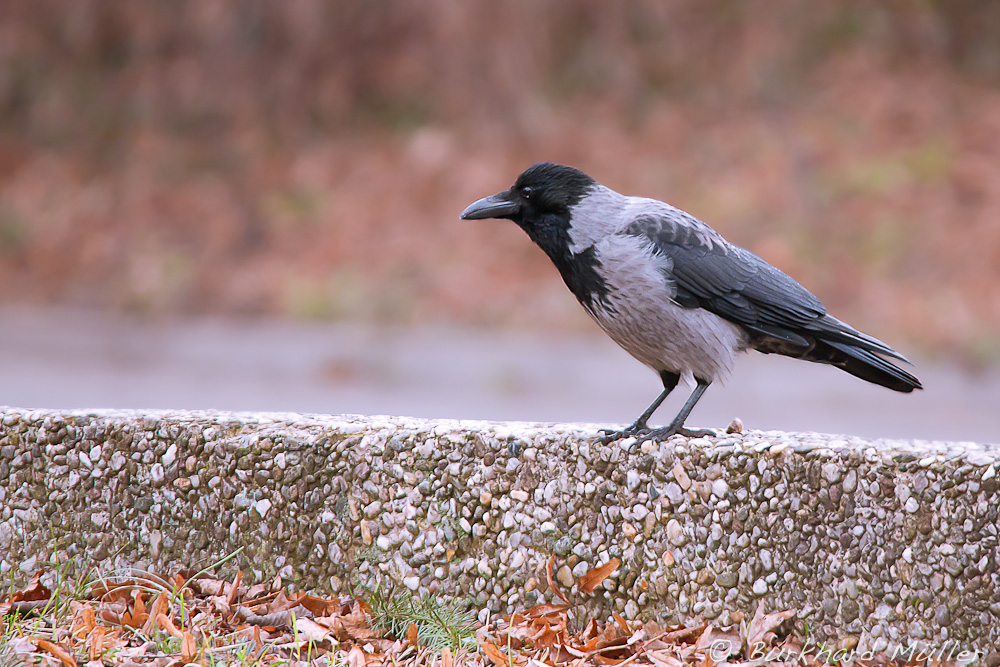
(0, 559, 966, 667)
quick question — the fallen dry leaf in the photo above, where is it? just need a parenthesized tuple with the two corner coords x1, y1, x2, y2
(612, 612, 630, 636)
(0, 571, 53, 615)
(20, 571, 52, 602)
(659, 623, 708, 645)
(482, 641, 518, 667)
(99, 602, 126, 625)
(180, 631, 198, 663)
(626, 628, 646, 646)
(89, 627, 106, 662)
(693, 624, 714, 651)
(318, 607, 381, 642)
(407, 621, 419, 646)
(647, 650, 686, 667)
(72, 603, 97, 639)
(36, 639, 78, 667)
(294, 616, 335, 645)
(578, 558, 620, 594)
(227, 570, 242, 609)
(702, 631, 741, 659)
(142, 591, 168, 637)
(268, 589, 295, 613)
(0, 560, 882, 667)
(294, 593, 340, 616)
(347, 644, 366, 667)
(746, 600, 796, 647)
(120, 591, 147, 629)
(156, 611, 183, 638)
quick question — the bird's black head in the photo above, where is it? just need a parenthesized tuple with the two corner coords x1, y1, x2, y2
(461, 162, 609, 309)
(460, 162, 596, 229)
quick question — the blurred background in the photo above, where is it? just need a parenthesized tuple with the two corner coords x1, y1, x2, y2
(1, 1, 998, 442)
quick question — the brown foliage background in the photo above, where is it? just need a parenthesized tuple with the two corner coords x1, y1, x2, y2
(2, 0, 1000, 360)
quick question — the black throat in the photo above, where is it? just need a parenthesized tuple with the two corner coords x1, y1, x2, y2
(516, 211, 610, 312)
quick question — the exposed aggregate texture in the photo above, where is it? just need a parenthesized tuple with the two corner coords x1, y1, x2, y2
(1, 407, 998, 653)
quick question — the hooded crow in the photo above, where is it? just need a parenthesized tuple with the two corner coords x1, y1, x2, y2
(461, 162, 922, 442)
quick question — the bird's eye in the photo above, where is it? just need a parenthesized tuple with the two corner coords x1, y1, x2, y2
(520, 186, 532, 199)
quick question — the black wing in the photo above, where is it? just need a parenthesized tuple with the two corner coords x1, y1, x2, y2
(623, 212, 826, 350)
(622, 210, 921, 392)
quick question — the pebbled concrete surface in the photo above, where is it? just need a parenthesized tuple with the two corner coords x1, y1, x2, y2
(1, 407, 997, 654)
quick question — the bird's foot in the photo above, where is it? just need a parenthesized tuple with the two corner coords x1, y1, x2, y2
(636, 425, 715, 443)
(598, 421, 717, 445)
(597, 420, 650, 445)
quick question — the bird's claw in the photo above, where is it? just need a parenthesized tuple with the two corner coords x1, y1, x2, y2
(597, 420, 649, 444)
(598, 424, 715, 444)
(642, 425, 715, 442)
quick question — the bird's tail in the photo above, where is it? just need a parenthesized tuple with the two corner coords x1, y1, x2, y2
(803, 316, 922, 393)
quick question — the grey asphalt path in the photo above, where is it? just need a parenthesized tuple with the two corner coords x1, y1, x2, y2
(1, 307, 996, 444)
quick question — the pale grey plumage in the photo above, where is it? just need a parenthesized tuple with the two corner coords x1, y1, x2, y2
(566, 186, 747, 384)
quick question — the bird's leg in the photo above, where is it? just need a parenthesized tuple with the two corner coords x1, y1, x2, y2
(598, 389, 666, 443)
(598, 371, 678, 443)
(637, 377, 715, 442)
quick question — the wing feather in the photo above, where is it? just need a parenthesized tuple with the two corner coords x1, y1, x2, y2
(622, 212, 825, 346)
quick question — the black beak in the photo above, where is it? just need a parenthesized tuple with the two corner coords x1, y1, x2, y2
(460, 190, 518, 220)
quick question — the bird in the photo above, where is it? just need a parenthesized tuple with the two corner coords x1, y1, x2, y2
(460, 162, 922, 443)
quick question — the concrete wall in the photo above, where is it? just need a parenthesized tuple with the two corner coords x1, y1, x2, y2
(1, 407, 997, 654)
